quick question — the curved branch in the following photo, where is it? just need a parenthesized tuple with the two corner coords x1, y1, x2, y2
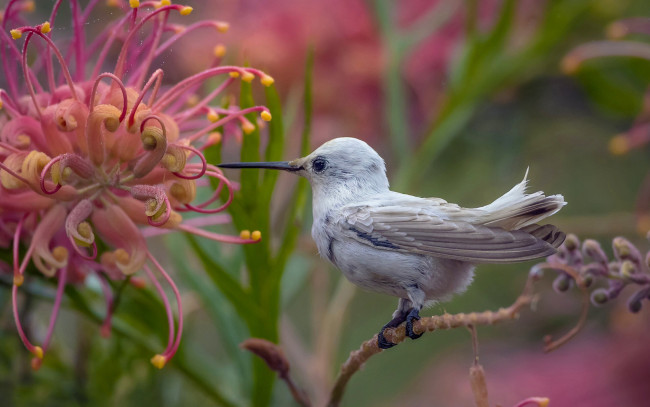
(326, 278, 536, 407)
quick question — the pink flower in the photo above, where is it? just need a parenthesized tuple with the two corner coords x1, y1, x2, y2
(0, 0, 273, 370)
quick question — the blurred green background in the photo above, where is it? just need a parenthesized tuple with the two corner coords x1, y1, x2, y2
(1, 0, 649, 406)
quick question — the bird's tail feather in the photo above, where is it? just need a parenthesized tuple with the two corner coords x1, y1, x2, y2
(520, 224, 566, 248)
(478, 170, 566, 230)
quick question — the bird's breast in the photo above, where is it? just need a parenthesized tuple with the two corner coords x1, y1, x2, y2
(312, 216, 337, 265)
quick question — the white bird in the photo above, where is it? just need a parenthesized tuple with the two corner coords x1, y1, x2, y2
(219, 137, 566, 348)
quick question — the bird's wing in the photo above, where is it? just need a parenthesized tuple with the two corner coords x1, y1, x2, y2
(338, 201, 563, 264)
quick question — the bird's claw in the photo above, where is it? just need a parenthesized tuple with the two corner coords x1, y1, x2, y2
(405, 309, 422, 340)
(377, 329, 396, 349)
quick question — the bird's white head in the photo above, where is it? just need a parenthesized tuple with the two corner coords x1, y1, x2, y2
(218, 137, 390, 207)
(290, 138, 389, 199)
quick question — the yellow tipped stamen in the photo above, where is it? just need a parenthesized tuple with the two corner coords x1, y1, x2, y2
(163, 211, 183, 228)
(10, 29, 22, 40)
(49, 161, 61, 185)
(0, 100, 3, 110)
(151, 354, 167, 369)
(129, 0, 140, 8)
(161, 0, 172, 5)
(240, 230, 251, 240)
(151, 202, 168, 220)
(145, 200, 156, 214)
(241, 71, 255, 83)
(609, 134, 628, 155)
(185, 94, 199, 107)
(206, 110, 219, 123)
(23, 1, 35, 12)
(213, 44, 226, 57)
(32, 346, 44, 359)
(52, 246, 69, 263)
(161, 145, 187, 172)
(31, 357, 42, 371)
(1, 154, 25, 189)
(216, 22, 229, 33)
(229, 71, 240, 78)
(15, 134, 31, 148)
(106, 0, 120, 7)
(21, 151, 51, 185)
(260, 75, 275, 87)
(260, 111, 272, 122)
(162, 153, 177, 170)
(180, 6, 193, 15)
(170, 179, 197, 204)
(537, 398, 550, 407)
(78, 222, 93, 239)
(40, 21, 51, 34)
(74, 222, 94, 247)
(114, 248, 130, 266)
(241, 121, 255, 134)
(130, 277, 147, 289)
(13, 274, 24, 286)
(208, 132, 222, 145)
(61, 166, 73, 182)
(606, 22, 627, 40)
(251, 230, 261, 240)
(560, 55, 580, 75)
(141, 126, 164, 151)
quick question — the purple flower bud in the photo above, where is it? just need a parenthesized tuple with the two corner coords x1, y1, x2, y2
(553, 274, 572, 293)
(628, 299, 643, 313)
(618, 260, 638, 279)
(612, 237, 642, 266)
(582, 239, 608, 266)
(627, 287, 650, 314)
(591, 288, 610, 306)
(564, 234, 580, 252)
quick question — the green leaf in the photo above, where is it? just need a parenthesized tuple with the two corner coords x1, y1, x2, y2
(170, 235, 251, 389)
(274, 49, 314, 274)
(185, 234, 261, 324)
(239, 80, 261, 201)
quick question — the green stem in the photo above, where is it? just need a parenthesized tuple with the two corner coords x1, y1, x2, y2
(373, 0, 410, 165)
(0, 277, 238, 407)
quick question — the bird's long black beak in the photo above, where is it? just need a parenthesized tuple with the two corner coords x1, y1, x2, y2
(217, 161, 301, 172)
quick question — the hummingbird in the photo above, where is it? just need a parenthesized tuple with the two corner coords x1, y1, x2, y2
(219, 137, 566, 349)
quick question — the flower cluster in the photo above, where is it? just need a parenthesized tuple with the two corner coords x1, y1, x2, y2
(531, 234, 650, 313)
(0, 0, 273, 370)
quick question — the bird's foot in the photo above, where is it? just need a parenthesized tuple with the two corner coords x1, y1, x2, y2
(377, 327, 396, 349)
(405, 308, 422, 340)
(376, 314, 406, 349)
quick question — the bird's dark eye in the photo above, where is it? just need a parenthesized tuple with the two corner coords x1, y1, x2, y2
(312, 157, 328, 173)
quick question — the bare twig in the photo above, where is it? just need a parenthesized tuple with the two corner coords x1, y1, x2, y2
(467, 325, 489, 407)
(240, 338, 311, 407)
(326, 278, 537, 407)
(534, 263, 590, 352)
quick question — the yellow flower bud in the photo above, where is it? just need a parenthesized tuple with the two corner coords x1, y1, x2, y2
(151, 354, 167, 369)
(40, 21, 51, 34)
